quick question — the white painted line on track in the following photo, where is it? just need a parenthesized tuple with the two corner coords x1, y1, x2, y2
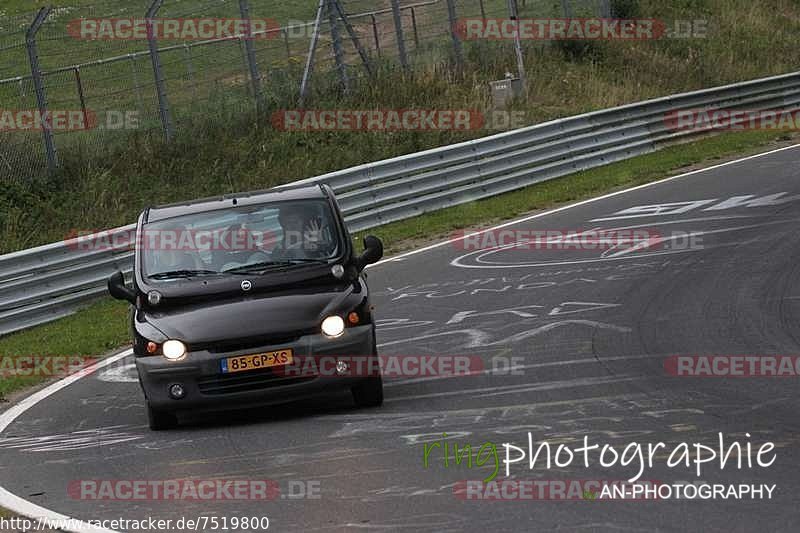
(0, 348, 132, 533)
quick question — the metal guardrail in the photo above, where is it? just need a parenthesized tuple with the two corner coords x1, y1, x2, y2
(3, 70, 800, 335)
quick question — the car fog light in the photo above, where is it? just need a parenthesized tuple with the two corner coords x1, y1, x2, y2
(162, 340, 187, 360)
(336, 360, 349, 375)
(321, 315, 345, 338)
(147, 290, 162, 306)
(331, 264, 345, 279)
(169, 383, 186, 399)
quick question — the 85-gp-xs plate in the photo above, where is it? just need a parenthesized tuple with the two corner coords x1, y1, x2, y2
(220, 349, 293, 374)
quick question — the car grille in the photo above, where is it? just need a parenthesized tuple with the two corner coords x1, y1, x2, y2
(197, 369, 315, 395)
(195, 332, 307, 354)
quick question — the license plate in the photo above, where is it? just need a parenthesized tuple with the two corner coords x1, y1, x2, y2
(221, 349, 293, 374)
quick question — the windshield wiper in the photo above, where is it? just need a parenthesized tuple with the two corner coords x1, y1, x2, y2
(148, 269, 219, 280)
(223, 259, 329, 274)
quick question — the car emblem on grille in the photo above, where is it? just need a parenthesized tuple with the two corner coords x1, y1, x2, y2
(241, 280, 252, 291)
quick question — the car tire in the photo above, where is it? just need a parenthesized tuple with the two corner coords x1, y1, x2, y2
(352, 375, 384, 408)
(147, 403, 178, 430)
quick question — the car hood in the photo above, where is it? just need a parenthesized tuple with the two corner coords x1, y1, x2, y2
(140, 282, 362, 345)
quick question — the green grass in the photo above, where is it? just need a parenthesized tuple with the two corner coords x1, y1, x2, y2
(0, 126, 794, 401)
(0, 298, 129, 399)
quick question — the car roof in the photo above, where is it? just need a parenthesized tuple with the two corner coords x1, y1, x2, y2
(144, 184, 328, 223)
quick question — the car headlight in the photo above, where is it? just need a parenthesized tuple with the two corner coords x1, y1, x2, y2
(321, 315, 345, 338)
(162, 340, 187, 360)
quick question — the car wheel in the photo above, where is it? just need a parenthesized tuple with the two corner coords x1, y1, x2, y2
(147, 403, 178, 430)
(352, 375, 384, 408)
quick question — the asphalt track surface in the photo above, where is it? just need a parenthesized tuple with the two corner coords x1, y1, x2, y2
(3, 145, 800, 532)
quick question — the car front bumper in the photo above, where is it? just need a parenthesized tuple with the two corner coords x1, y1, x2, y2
(136, 324, 376, 412)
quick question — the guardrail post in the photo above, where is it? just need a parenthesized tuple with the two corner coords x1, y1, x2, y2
(299, 0, 326, 105)
(26, 7, 58, 173)
(389, 0, 409, 71)
(239, 0, 265, 114)
(146, 0, 175, 142)
(445, 0, 464, 78)
(327, 0, 349, 93)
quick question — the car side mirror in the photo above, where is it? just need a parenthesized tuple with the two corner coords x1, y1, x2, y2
(107, 271, 136, 304)
(356, 235, 383, 271)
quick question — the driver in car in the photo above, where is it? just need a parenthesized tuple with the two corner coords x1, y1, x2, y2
(272, 204, 332, 260)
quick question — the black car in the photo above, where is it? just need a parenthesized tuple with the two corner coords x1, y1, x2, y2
(107, 184, 384, 430)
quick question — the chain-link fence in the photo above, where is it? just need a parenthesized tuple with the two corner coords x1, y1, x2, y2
(0, 0, 605, 182)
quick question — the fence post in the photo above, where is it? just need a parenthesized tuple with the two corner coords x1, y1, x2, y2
(73, 67, 89, 130)
(146, 0, 174, 142)
(283, 28, 292, 64)
(371, 14, 381, 57)
(410, 8, 420, 48)
(507, 0, 527, 96)
(332, 0, 374, 78)
(327, 0, 349, 93)
(182, 44, 198, 107)
(445, 0, 463, 78)
(600, 0, 612, 17)
(239, 0, 265, 113)
(389, 0, 409, 70)
(299, 0, 326, 105)
(560, 0, 573, 18)
(25, 7, 58, 173)
(129, 54, 146, 120)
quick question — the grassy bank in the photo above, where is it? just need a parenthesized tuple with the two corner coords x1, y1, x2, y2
(0, 127, 795, 400)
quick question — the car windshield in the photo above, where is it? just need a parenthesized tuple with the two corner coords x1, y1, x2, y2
(141, 199, 342, 280)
